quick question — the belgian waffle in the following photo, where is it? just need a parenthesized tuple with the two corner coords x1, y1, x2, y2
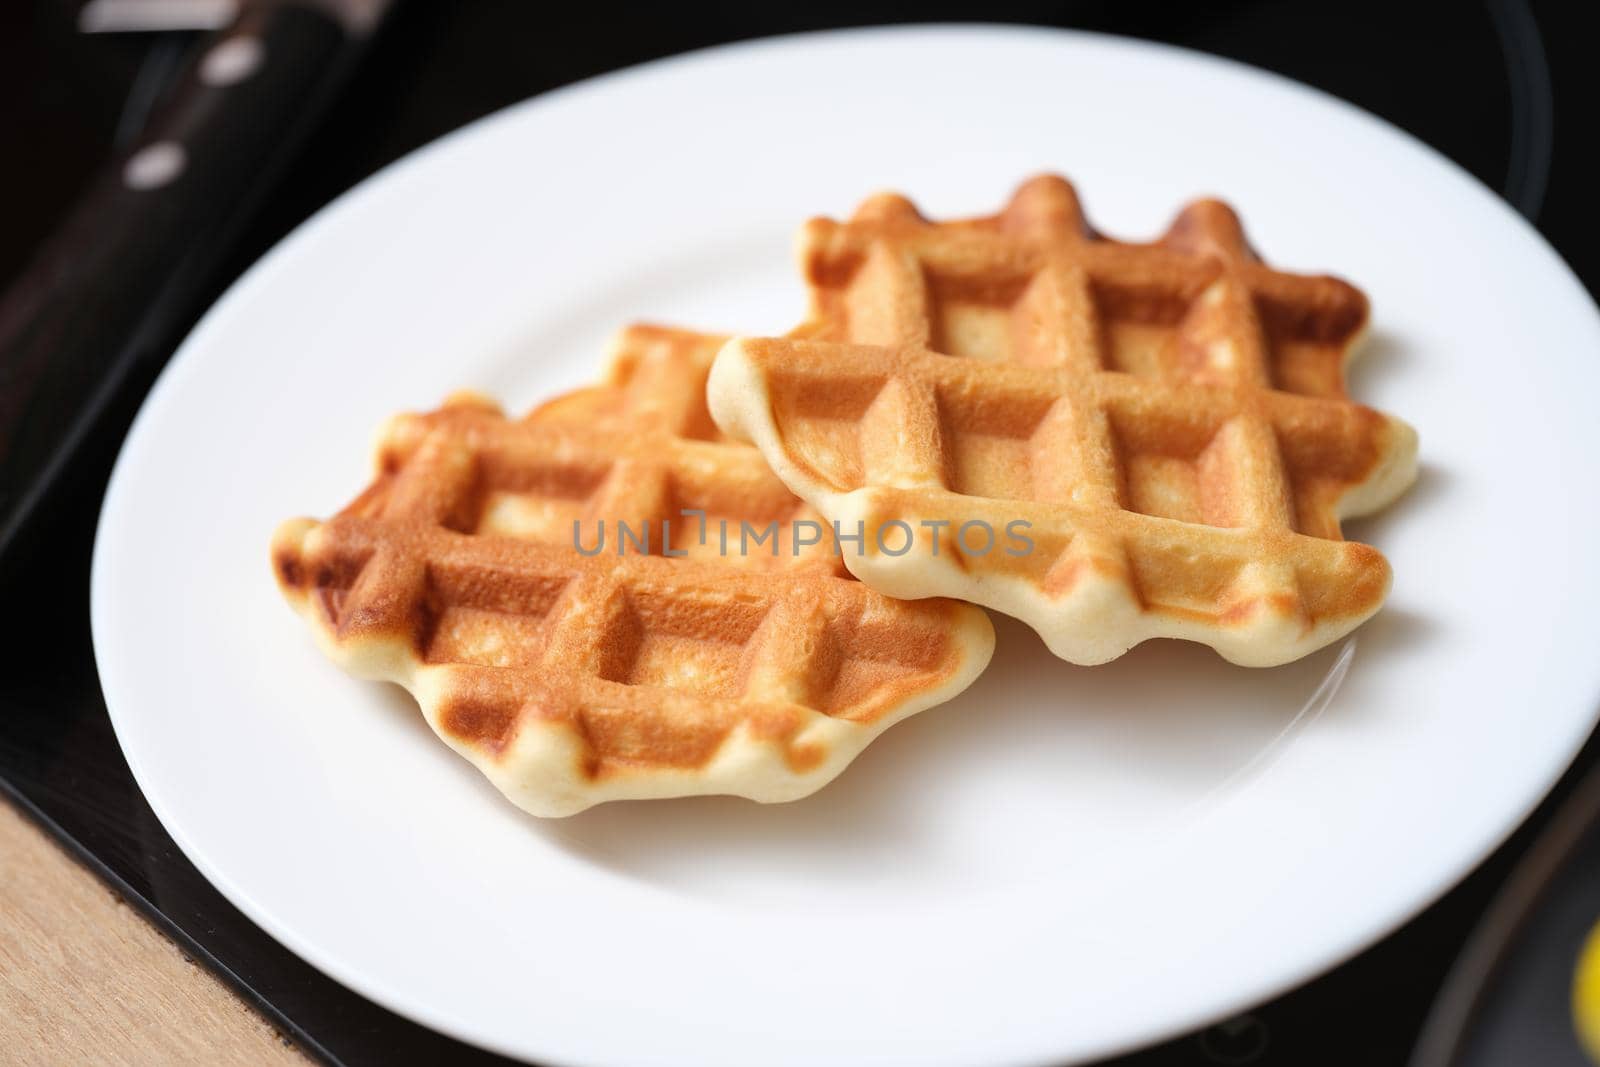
(709, 177, 1417, 667)
(272, 325, 994, 816)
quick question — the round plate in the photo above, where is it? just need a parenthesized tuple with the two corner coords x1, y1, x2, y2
(91, 26, 1600, 1067)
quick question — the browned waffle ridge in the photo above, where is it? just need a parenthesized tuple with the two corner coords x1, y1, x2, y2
(709, 177, 1417, 667)
(273, 326, 994, 816)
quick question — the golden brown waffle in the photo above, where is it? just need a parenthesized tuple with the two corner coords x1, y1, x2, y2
(272, 325, 993, 816)
(709, 177, 1417, 667)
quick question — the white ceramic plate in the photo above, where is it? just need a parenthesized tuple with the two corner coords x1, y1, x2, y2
(92, 26, 1600, 1067)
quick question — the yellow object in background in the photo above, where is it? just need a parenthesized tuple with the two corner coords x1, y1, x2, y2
(1576, 917, 1600, 1062)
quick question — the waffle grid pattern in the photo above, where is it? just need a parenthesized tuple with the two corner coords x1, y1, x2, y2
(274, 326, 992, 816)
(710, 177, 1417, 666)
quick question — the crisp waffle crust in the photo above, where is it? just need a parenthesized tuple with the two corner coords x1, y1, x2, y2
(709, 177, 1417, 667)
(273, 326, 993, 816)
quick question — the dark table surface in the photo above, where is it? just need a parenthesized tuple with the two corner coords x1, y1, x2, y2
(1, 3, 1595, 1065)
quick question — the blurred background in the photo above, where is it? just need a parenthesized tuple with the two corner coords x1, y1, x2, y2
(0, 3, 1594, 1065)
(2, 1, 1591, 557)
(5, 1, 1595, 301)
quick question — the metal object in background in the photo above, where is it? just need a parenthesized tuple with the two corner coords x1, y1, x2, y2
(1486, 0, 1554, 221)
(0, 0, 392, 563)
(79, 0, 239, 33)
(1412, 769, 1600, 1067)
